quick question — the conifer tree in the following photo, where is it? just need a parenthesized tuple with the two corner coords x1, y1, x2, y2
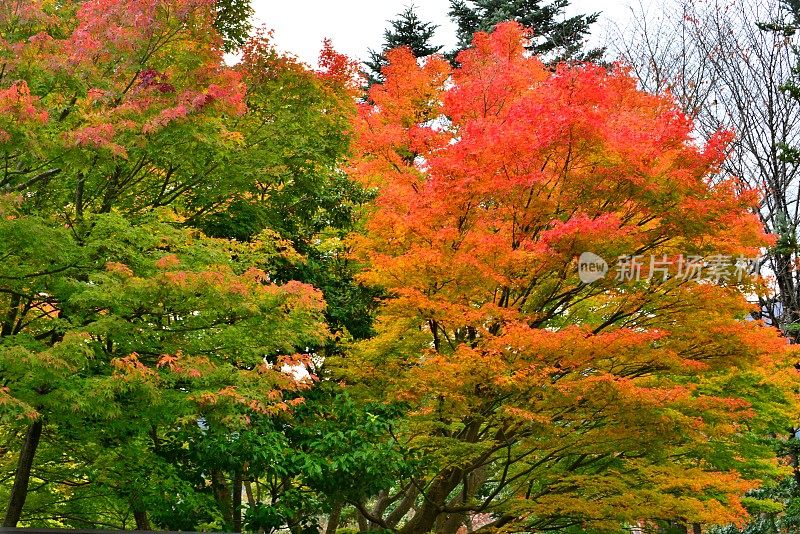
(449, 0, 603, 62)
(215, 0, 254, 52)
(365, 5, 443, 85)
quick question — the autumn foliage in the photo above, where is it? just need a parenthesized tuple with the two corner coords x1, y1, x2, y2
(344, 22, 799, 533)
(0, 0, 361, 530)
(0, 0, 799, 531)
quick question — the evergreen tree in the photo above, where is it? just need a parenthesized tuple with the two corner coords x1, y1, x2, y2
(364, 5, 443, 85)
(766, 0, 800, 115)
(214, 0, 254, 52)
(449, 0, 603, 62)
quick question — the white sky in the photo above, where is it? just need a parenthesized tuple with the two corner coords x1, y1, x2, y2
(250, 1, 635, 66)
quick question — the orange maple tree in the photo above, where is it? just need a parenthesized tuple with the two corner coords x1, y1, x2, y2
(343, 22, 800, 534)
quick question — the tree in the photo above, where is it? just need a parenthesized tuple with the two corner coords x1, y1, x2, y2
(364, 5, 443, 86)
(612, 6, 800, 529)
(342, 22, 798, 534)
(199, 31, 379, 341)
(711, 3, 800, 533)
(610, 0, 800, 340)
(0, 0, 255, 524)
(448, 0, 603, 62)
(215, 0, 254, 52)
(0, 0, 380, 530)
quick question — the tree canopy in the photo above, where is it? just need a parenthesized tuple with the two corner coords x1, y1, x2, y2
(344, 21, 798, 533)
(364, 5, 443, 86)
(0, 0, 383, 530)
(448, 0, 603, 61)
(0, 1, 797, 533)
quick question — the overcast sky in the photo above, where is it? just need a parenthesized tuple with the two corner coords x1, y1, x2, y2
(250, 1, 635, 66)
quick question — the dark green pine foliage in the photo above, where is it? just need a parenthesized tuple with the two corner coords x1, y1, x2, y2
(364, 5, 443, 85)
(214, 0, 254, 52)
(448, 0, 603, 63)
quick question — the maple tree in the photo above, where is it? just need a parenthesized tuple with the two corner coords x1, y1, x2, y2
(614, 3, 800, 532)
(0, 0, 384, 530)
(2, 0, 799, 531)
(342, 22, 800, 533)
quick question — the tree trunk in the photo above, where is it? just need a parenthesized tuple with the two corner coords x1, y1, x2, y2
(357, 509, 369, 532)
(325, 501, 343, 534)
(436, 511, 468, 534)
(211, 469, 233, 528)
(232, 471, 242, 533)
(3, 420, 43, 527)
(2, 293, 21, 337)
(436, 466, 489, 534)
(398, 471, 462, 534)
(129, 490, 150, 530)
(244, 480, 256, 507)
(385, 485, 419, 528)
(133, 509, 150, 531)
